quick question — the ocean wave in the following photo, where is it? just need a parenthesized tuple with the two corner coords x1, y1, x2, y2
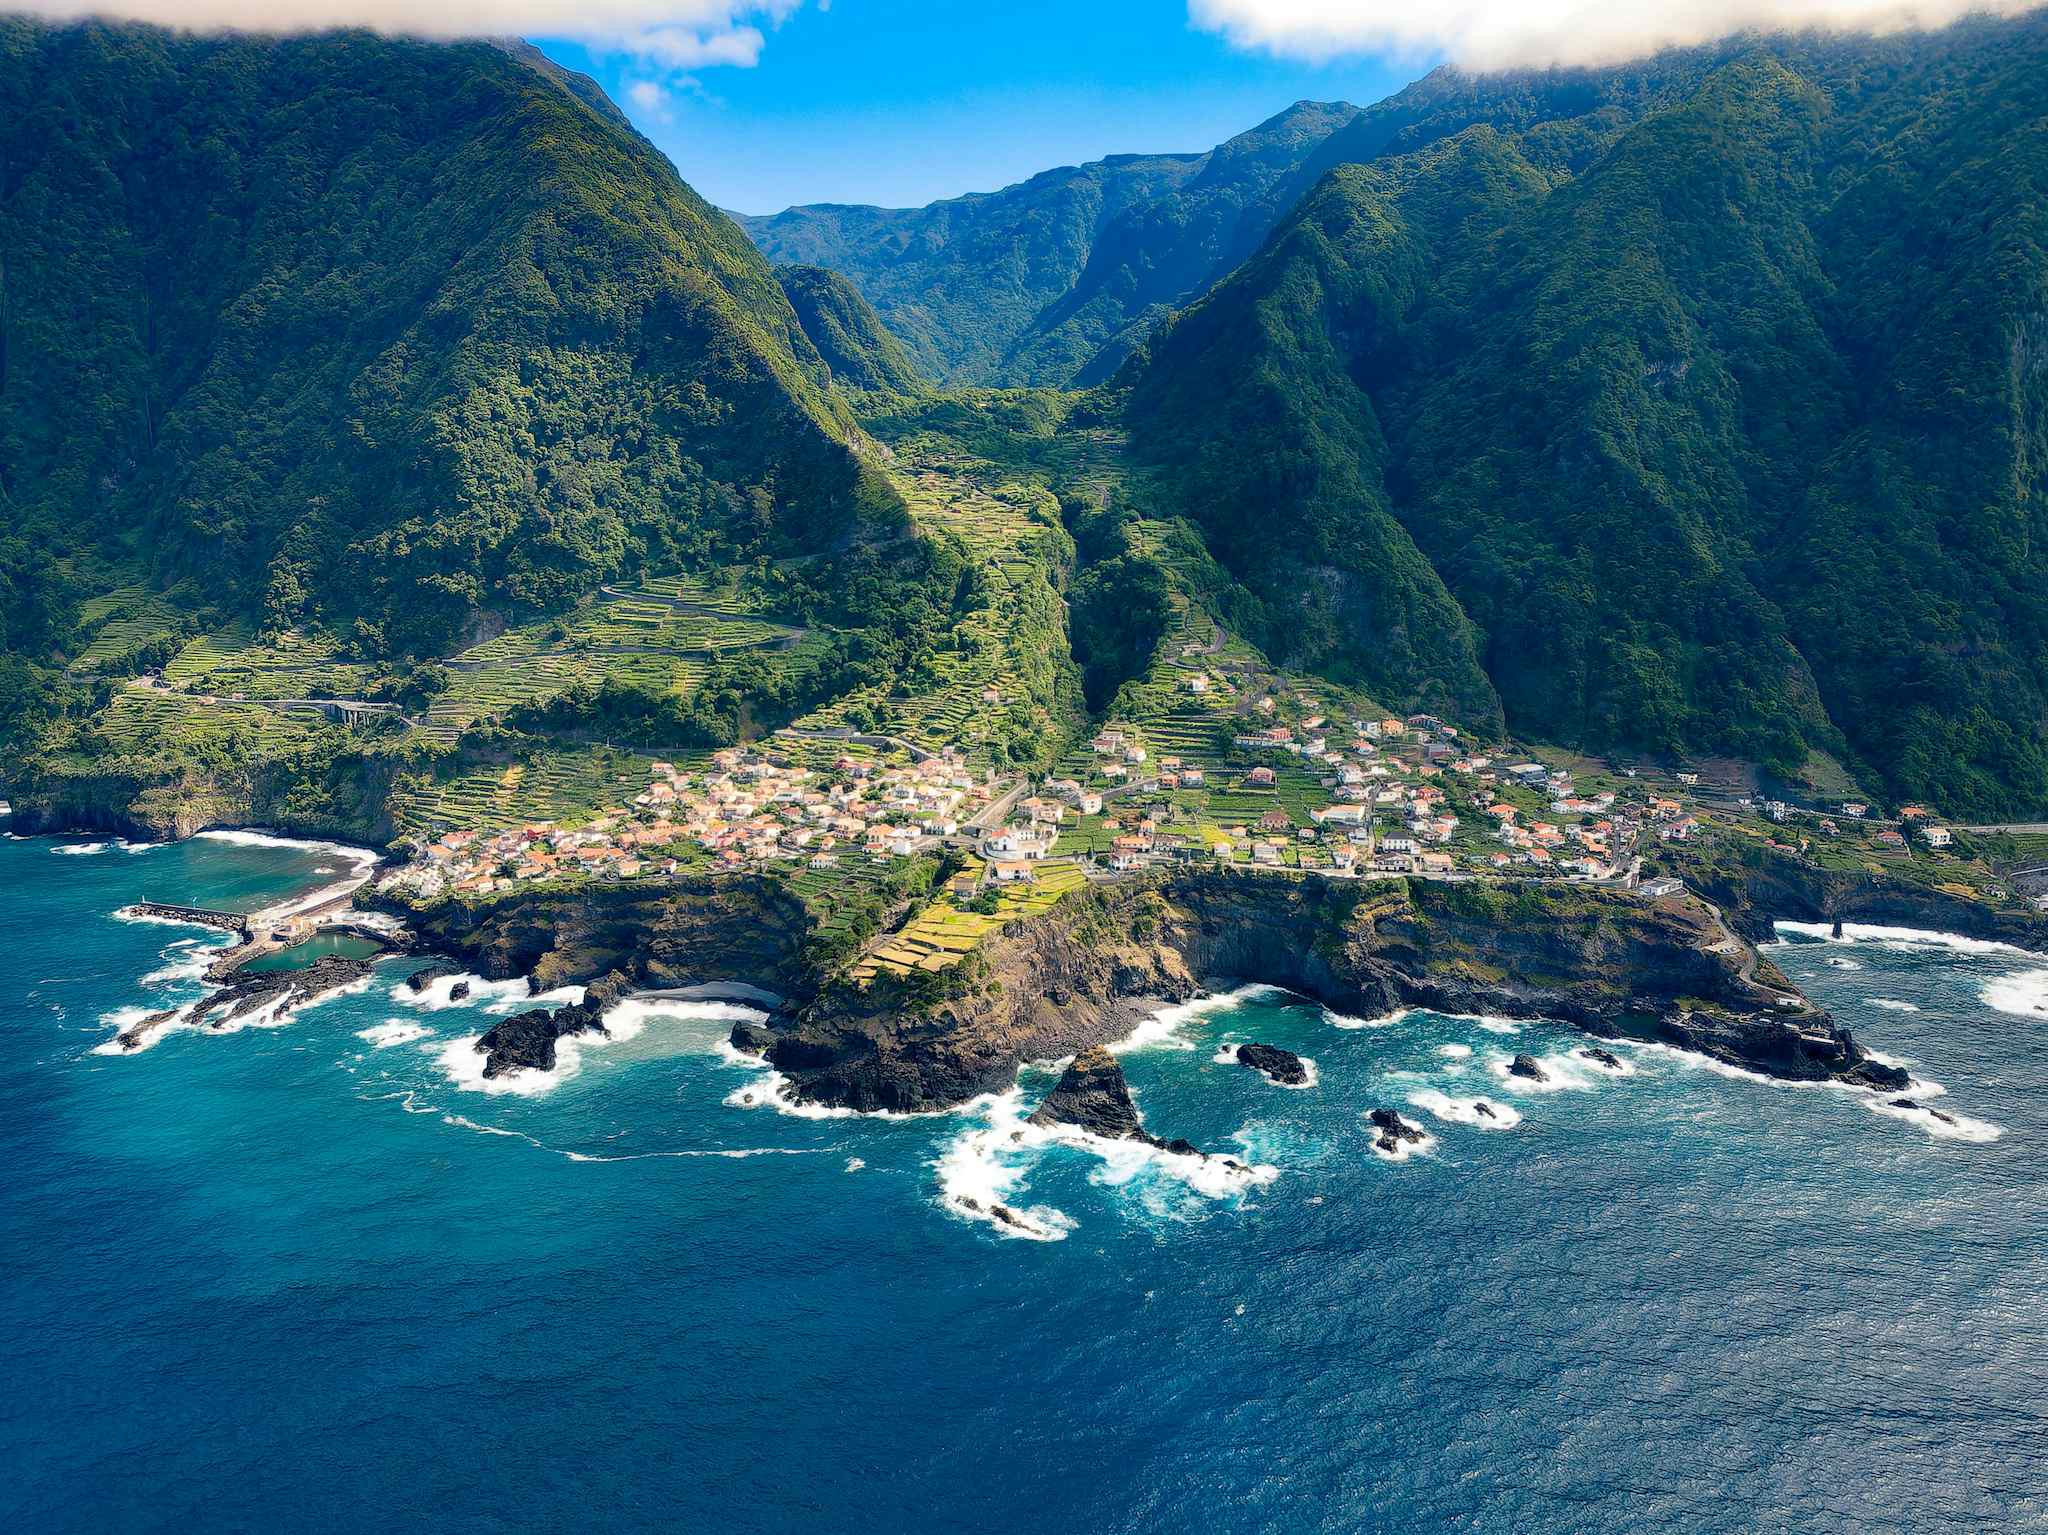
(845, 1157, 866, 1172)
(139, 935, 229, 986)
(1323, 1006, 1402, 1030)
(934, 1087, 1278, 1240)
(53, 841, 108, 856)
(1111, 985, 1284, 1052)
(1437, 1043, 1474, 1059)
(1824, 956, 1863, 970)
(1407, 1089, 1521, 1130)
(358, 1020, 432, 1049)
(1476, 1019, 1523, 1035)
(391, 973, 536, 1012)
(1772, 920, 2040, 958)
(1861, 1096, 2002, 1143)
(433, 999, 769, 1098)
(1869, 999, 1922, 1013)
(1487, 1049, 1617, 1093)
(1982, 968, 2048, 1019)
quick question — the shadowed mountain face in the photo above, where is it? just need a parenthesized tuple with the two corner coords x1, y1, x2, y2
(0, 22, 896, 654)
(1120, 19, 2048, 816)
(740, 100, 1360, 387)
(774, 265, 923, 394)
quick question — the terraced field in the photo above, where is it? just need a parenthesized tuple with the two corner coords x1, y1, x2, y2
(161, 627, 378, 702)
(89, 686, 324, 754)
(390, 747, 665, 835)
(852, 858, 1088, 981)
(792, 455, 1075, 764)
(73, 588, 185, 668)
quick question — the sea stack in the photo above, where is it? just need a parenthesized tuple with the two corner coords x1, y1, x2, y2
(1235, 1041, 1309, 1086)
(1509, 1053, 1549, 1082)
(1030, 1047, 1202, 1155)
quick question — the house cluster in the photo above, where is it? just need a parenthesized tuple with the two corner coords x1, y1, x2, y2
(394, 745, 1000, 898)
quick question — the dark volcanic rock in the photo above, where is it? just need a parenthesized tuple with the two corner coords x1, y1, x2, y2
(117, 953, 374, 1051)
(728, 1019, 780, 1058)
(1579, 1046, 1623, 1071)
(405, 961, 463, 993)
(1027, 1047, 1226, 1166)
(1235, 1041, 1309, 1085)
(1473, 1100, 1498, 1120)
(1508, 1053, 1549, 1082)
(1030, 1046, 1147, 1139)
(1368, 1107, 1426, 1154)
(475, 970, 635, 1078)
(449, 980, 471, 1002)
(1889, 1096, 1957, 1125)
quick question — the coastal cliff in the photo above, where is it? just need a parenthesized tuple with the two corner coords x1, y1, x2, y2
(746, 870, 1908, 1113)
(386, 875, 820, 996)
(1668, 842, 2048, 949)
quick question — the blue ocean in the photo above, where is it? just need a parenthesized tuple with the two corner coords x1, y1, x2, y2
(4, 830, 2044, 1533)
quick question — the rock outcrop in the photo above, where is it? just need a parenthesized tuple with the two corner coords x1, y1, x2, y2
(1368, 1107, 1426, 1155)
(116, 953, 373, 1051)
(1508, 1053, 1549, 1082)
(1028, 1047, 1203, 1156)
(1579, 1046, 1624, 1071)
(1234, 1041, 1309, 1085)
(474, 970, 635, 1078)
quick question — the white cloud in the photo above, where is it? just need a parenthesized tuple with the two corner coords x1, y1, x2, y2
(1189, 0, 2045, 70)
(625, 77, 675, 120)
(14, 2, 802, 71)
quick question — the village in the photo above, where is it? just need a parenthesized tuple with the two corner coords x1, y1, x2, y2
(379, 593, 2014, 937)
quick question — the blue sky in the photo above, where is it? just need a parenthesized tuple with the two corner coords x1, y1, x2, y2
(536, 0, 1421, 214)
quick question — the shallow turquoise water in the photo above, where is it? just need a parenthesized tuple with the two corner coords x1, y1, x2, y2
(3, 831, 2043, 1532)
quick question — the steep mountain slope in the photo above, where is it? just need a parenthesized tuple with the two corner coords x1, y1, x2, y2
(1123, 19, 2048, 814)
(0, 21, 896, 656)
(774, 266, 923, 393)
(741, 101, 1357, 387)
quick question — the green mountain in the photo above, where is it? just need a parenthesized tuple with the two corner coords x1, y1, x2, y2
(740, 101, 1358, 387)
(1121, 19, 2048, 816)
(774, 266, 923, 393)
(0, 21, 897, 659)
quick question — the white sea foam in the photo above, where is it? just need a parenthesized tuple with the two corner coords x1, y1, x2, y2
(1366, 1111, 1435, 1162)
(358, 1020, 431, 1049)
(139, 936, 228, 986)
(1824, 956, 1863, 970)
(1407, 1089, 1522, 1129)
(53, 841, 108, 856)
(934, 1088, 1077, 1240)
(1862, 1095, 2002, 1143)
(436, 998, 769, 1098)
(845, 1157, 866, 1172)
(1773, 920, 2040, 958)
(1869, 999, 1922, 1013)
(1211, 1042, 1319, 1088)
(1323, 1006, 1402, 1030)
(392, 973, 533, 1011)
(1437, 1043, 1474, 1059)
(1477, 1020, 1523, 1035)
(1488, 1049, 1612, 1093)
(113, 906, 219, 932)
(934, 1084, 1278, 1239)
(435, 1035, 566, 1097)
(1112, 985, 1283, 1052)
(122, 841, 159, 855)
(1983, 968, 2048, 1019)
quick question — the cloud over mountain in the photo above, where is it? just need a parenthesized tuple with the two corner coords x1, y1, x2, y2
(11, 1, 798, 68)
(1189, 0, 2043, 69)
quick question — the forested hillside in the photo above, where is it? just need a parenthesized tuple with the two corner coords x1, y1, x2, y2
(774, 266, 923, 393)
(0, 21, 897, 662)
(1121, 18, 2048, 816)
(741, 101, 1357, 386)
